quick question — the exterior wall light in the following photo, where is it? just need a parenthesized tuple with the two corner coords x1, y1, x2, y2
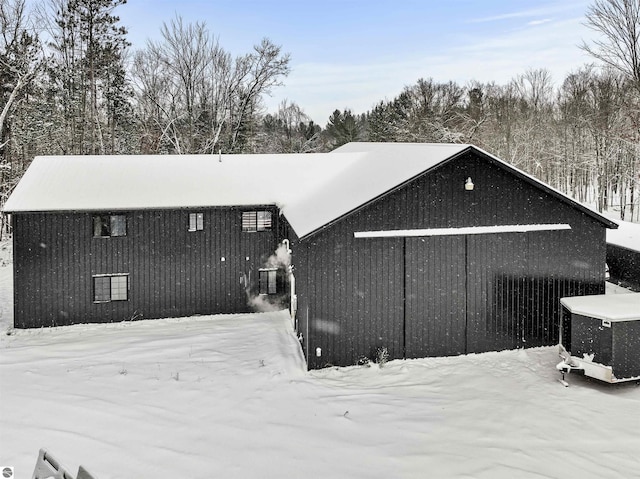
(465, 177, 474, 191)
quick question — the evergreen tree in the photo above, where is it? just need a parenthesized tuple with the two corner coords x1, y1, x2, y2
(324, 109, 363, 148)
(0, 0, 45, 231)
(46, 0, 131, 154)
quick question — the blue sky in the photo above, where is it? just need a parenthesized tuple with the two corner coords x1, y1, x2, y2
(117, 0, 598, 124)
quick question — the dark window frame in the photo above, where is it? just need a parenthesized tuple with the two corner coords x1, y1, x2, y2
(258, 268, 278, 295)
(242, 211, 272, 232)
(93, 274, 129, 303)
(93, 214, 127, 238)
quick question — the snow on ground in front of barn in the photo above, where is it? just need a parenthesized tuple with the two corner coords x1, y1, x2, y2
(1, 240, 639, 479)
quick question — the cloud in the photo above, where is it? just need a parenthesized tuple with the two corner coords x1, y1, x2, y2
(470, 9, 547, 23)
(468, 1, 587, 24)
(528, 18, 553, 26)
(265, 5, 598, 124)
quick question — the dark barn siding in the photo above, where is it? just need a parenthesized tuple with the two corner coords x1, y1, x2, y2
(13, 207, 280, 328)
(295, 150, 607, 369)
(405, 236, 466, 358)
(606, 243, 640, 292)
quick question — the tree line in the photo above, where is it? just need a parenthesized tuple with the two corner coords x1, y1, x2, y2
(1, 0, 639, 221)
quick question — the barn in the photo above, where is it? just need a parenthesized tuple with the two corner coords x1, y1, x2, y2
(3, 142, 616, 369)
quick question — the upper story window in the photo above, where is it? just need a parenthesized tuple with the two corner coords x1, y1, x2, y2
(93, 214, 127, 237)
(188, 212, 204, 232)
(242, 211, 272, 232)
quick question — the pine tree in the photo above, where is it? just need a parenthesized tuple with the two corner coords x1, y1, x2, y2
(324, 109, 363, 148)
(46, 0, 131, 154)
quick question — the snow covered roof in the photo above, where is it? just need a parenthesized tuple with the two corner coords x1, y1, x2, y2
(283, 142, 469, 237)
(606, 218, 640, 252)
(561, 293, 640, 322)
(3, 143, 469, 238)
(3, 142, 617, 239)
(2, 151, 362, 217)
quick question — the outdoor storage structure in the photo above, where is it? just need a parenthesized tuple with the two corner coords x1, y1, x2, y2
(559, 293, 640, 383)
(291, 143, 617, 369)
(4, 142, 617, 370)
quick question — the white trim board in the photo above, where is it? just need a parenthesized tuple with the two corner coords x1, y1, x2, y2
(354, 224, 572, 239)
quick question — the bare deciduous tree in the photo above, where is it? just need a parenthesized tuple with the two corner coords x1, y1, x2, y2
(132, 16, 290, 154)
(582, 0, 640, 89)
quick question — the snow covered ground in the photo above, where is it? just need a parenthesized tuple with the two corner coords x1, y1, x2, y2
(1, 240, 639, 479)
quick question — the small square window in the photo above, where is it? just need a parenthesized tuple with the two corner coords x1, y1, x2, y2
(188, 212, 204, 231)
(242, 211, 272, 232)
(93, 274, 129, 302)
(93, 214, 127, 237)
(259, 269, 278, 295)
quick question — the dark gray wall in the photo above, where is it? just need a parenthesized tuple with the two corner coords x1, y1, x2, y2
(13, 207, 280, 328)
(294, 150, 608, 369)
(607, 244, 640, 292)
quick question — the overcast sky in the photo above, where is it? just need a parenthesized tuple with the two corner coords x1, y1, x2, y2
(117, 0, 598, 125)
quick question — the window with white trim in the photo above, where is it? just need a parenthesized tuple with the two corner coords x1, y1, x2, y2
(259, 268, 278, 295)
(242, 211, 272, 232)
(188, 212, 204, 231)
(93, 274, 129, 302)
(93, 214, 127, 237)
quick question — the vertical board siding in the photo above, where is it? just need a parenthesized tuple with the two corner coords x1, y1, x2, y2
(298, 150, 608, 369)
(301, 225, 404, 369)
(13, 207, 280, 328)
(466, 233, 528, 353)
(405, 236, 466, 358)
(606, 244, 640, 292)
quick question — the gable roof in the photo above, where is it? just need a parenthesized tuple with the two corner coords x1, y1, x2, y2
(283, 142, 470, 237)
(3, 142, 616, 239)
(2, 152, 361, 214)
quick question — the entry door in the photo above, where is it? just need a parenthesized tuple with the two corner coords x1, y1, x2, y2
(404, 236, 467, 358)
